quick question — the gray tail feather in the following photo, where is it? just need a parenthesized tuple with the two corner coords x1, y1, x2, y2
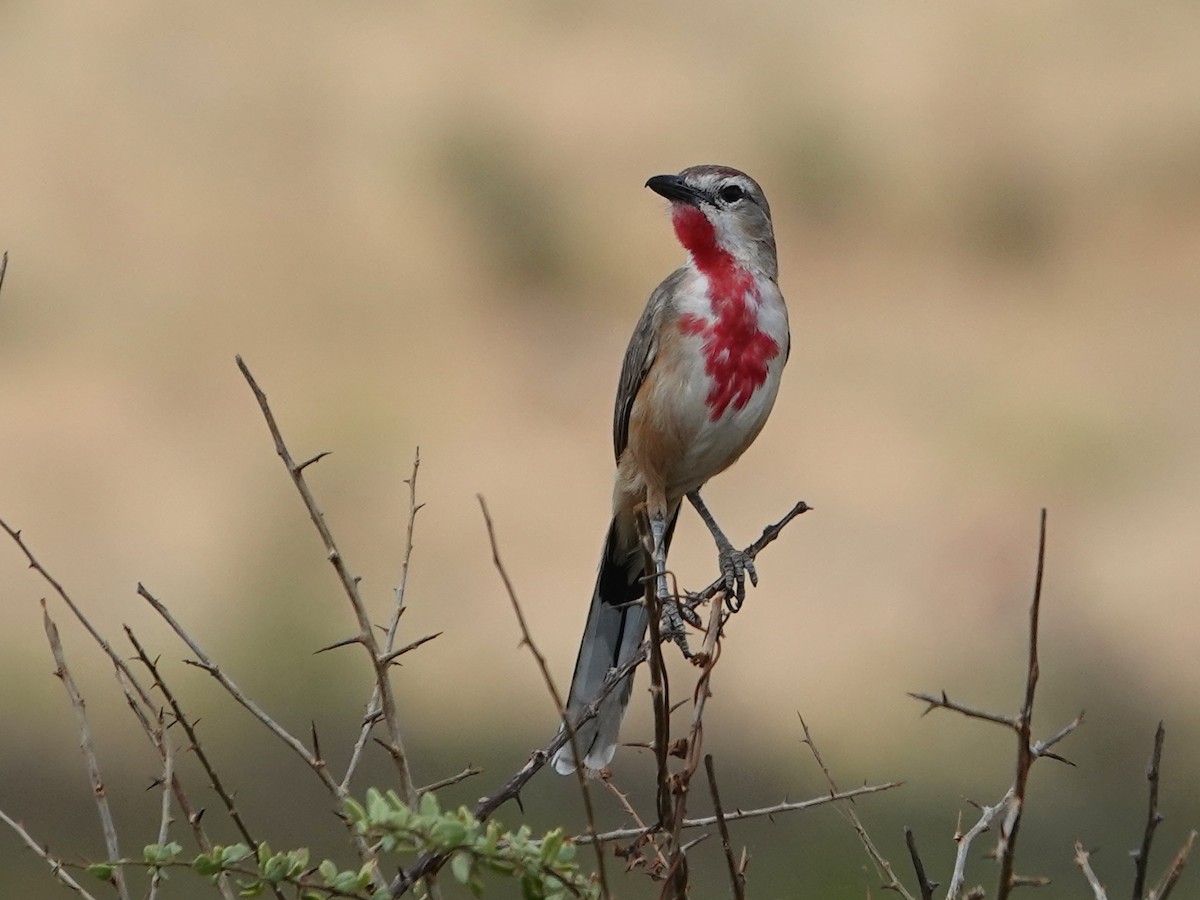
(553, 510, 678, 774)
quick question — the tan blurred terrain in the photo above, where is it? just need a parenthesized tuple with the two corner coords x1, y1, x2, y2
(2, 2, 1199, 897)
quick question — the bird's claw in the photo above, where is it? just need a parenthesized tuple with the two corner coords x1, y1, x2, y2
(657, 598, 692, 658)
(719, 546, 757, 612)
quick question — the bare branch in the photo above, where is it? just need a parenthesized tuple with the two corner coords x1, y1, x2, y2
(0, 518, 155, 711)
(996, 508, 1049, 900)
(343, 448, 425, 792)
(947, 789, 1012, 900)
(705, 754, 746, 900)
(123, 626, 299, 897)
(42, 602, 132, 900)
(1132, 721, 1167, 899)
(906, 691, 1018, 731)
(476, 496, 611, 900)
(799, 715, 915, 900)
(236, 356, 419, 807)
(0, 808, 101, 900)
(1073, 843, 1108, 900)
(575, 782, 904, 843)
(1149, 830, 1196, 900)
(147, 714, 176, 900)
(906, 828, 937, 900)
(416, 766, 483, 795)
(136, 582, 375, 875)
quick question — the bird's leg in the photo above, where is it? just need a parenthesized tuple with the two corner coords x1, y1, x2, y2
(650, 511, 691, 657)
(687, 490, 757, 611)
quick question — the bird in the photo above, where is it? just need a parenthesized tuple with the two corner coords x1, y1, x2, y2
(552, 165, 789, 775)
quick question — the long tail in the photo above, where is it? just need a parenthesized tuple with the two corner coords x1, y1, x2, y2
(552, 508, 679, 774)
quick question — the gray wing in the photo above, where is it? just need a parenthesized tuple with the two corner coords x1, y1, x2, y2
(612, 267, 689, 460)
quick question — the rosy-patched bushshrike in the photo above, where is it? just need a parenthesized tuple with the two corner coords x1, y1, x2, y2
(553, 165, 790, 775)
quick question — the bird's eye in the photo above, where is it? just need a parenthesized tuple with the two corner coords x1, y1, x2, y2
(717, 185, 746, 204)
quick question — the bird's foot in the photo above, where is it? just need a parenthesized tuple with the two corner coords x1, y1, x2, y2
(657, 596, 692, 658)
(718, 543, 757, 612)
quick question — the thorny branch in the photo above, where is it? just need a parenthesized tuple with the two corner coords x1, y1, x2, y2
(476, 496, 612, 900)
(1131, 721, 1166, 899)
(905, 827, 937, 900)
(1074, 842, 1108, 900)
(912, 510, 1076, 900)
(995, 508, 1049, 900)
(800, 715, 915, 900)
(342, 449, 425, 794)
(393, 499, 811, 896)
(136, 582, 377, 870)
(42, 602, 132, 900)
(0, 519, 239, 899)
(574, 782, 903, 844)
(0, 809, 101, 900)
(236, 356, 419, 809)
(705, 754, 746, 900)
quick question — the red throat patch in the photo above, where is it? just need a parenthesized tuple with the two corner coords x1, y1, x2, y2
(671, 205, 779, 420)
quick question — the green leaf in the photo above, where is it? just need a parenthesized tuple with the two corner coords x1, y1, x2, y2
(87, 863, 114, 881)
(418, 792, 440, 818)
(451, 851, 473, 884)
(539, 829, 564, 865)
(222, 843, 253, 866)
(193, 853, 221, 877)
(318, 859, 338, 883)
(345, 796, 367, 825)
(356, 861, 376, 889)
(431, 819, 468, 848)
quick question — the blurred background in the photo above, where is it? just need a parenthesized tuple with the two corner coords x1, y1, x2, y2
(2, 1, 1199, 897)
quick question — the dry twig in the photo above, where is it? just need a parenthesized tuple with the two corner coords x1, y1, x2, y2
(342, 449, 425, 793)
(0, 809, 101, 900)
(0, 519, 238, 899)
(705, 754, 746, 900)
(575, 782, 903, 844)
(905, 827, 937, 900)
(1074, 842, 1108, 900)
(1132, 721, 1167, 899)
(477, 496, 611, 900)
(236, 356, 420, 806)
(1149, 830, 1196, 900)
(42, 602, 132, 900)
(147, 714, 176, 900)
(800, 715, 915, 899)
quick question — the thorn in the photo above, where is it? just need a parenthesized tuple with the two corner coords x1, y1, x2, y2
(295, 450, 332, 473)
(313, 634, 364, 655)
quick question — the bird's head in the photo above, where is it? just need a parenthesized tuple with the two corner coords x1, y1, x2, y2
(646, 165, 777, 280)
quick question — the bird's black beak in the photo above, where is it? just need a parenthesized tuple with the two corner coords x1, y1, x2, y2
(646, 174, 707, 207)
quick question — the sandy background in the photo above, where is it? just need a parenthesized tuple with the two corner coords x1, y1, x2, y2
(2, 2, 1199, 897)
